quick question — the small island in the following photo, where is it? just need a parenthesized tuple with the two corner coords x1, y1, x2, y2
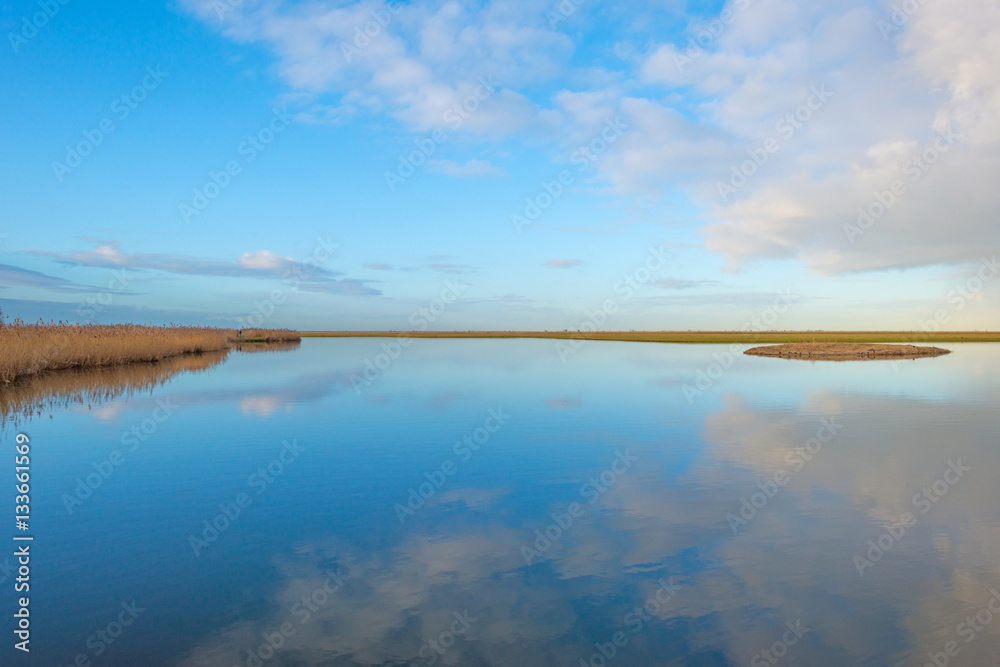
(744, 342, 951, 361)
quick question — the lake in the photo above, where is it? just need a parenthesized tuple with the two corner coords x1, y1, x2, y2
(4, 338, 1000, 666)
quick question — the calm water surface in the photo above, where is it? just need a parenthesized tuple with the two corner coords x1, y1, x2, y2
(4, 339, 1000, 666)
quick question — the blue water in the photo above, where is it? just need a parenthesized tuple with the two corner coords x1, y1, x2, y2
(4, 339, 1000, 666)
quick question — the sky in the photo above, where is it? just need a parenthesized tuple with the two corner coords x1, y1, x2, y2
(1, 0, 998, 331)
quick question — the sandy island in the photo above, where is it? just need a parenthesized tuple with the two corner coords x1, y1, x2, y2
(744, 342, 951, 360)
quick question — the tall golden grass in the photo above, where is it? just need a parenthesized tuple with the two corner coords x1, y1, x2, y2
(0, 321, 300, 385)
(237, 328, 302, 342)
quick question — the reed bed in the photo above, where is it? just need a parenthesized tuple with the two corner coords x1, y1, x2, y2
(0, 321, 300, 385)
(236, 328, 302, 342)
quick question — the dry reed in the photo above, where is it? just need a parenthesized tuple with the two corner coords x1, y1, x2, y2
(237, 328, 302, 342)
(0, 320, 300, 385)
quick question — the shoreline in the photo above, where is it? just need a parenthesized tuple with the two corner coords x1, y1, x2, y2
(4, 328, 995, 386)
(0, 324, 299, 386)
(299, 331, 1000, 343)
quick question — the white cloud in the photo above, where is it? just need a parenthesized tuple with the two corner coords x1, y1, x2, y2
(622, 0, 1000, 274)
(238, 249, 294, 270)
(184, 0, 1000, 276)
(543, 258, 582, 268)
(35, 243, 381, 296)
(182, 0, 571, 136)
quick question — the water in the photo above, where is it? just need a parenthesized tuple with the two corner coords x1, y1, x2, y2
(4, 339, 1000, 666)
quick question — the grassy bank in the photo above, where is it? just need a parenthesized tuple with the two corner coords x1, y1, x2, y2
(235, 329, 302, 343)
(0, 322, 300, 385)
(300, 330, 1000, 343)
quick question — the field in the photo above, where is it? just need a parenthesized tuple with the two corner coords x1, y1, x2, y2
(300, 330, 1000, 343)
(233, 329, 302, 343)
(0, 322, 300, 385)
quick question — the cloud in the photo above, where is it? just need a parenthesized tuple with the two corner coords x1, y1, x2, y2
(296, 281, 382, 296)
(238, 250, 294, 270)
(174, 387, 1000, 667)
(429, 262, 477, 275)
(362, 262, 420, 272)
(239, 395, 286, 417)
(426, 159, 507, 177)
(34, 243, 381, 296)
(182, 0, 1000, 277)
(0, 263, 135, 295)
(544, 258, 582, 269)
(181, 0, 568, 137)
(650, 277, 718, 289)
(623, 0, 1000, 274)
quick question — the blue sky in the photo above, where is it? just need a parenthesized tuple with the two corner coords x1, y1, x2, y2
(1, 0, 997, 330)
